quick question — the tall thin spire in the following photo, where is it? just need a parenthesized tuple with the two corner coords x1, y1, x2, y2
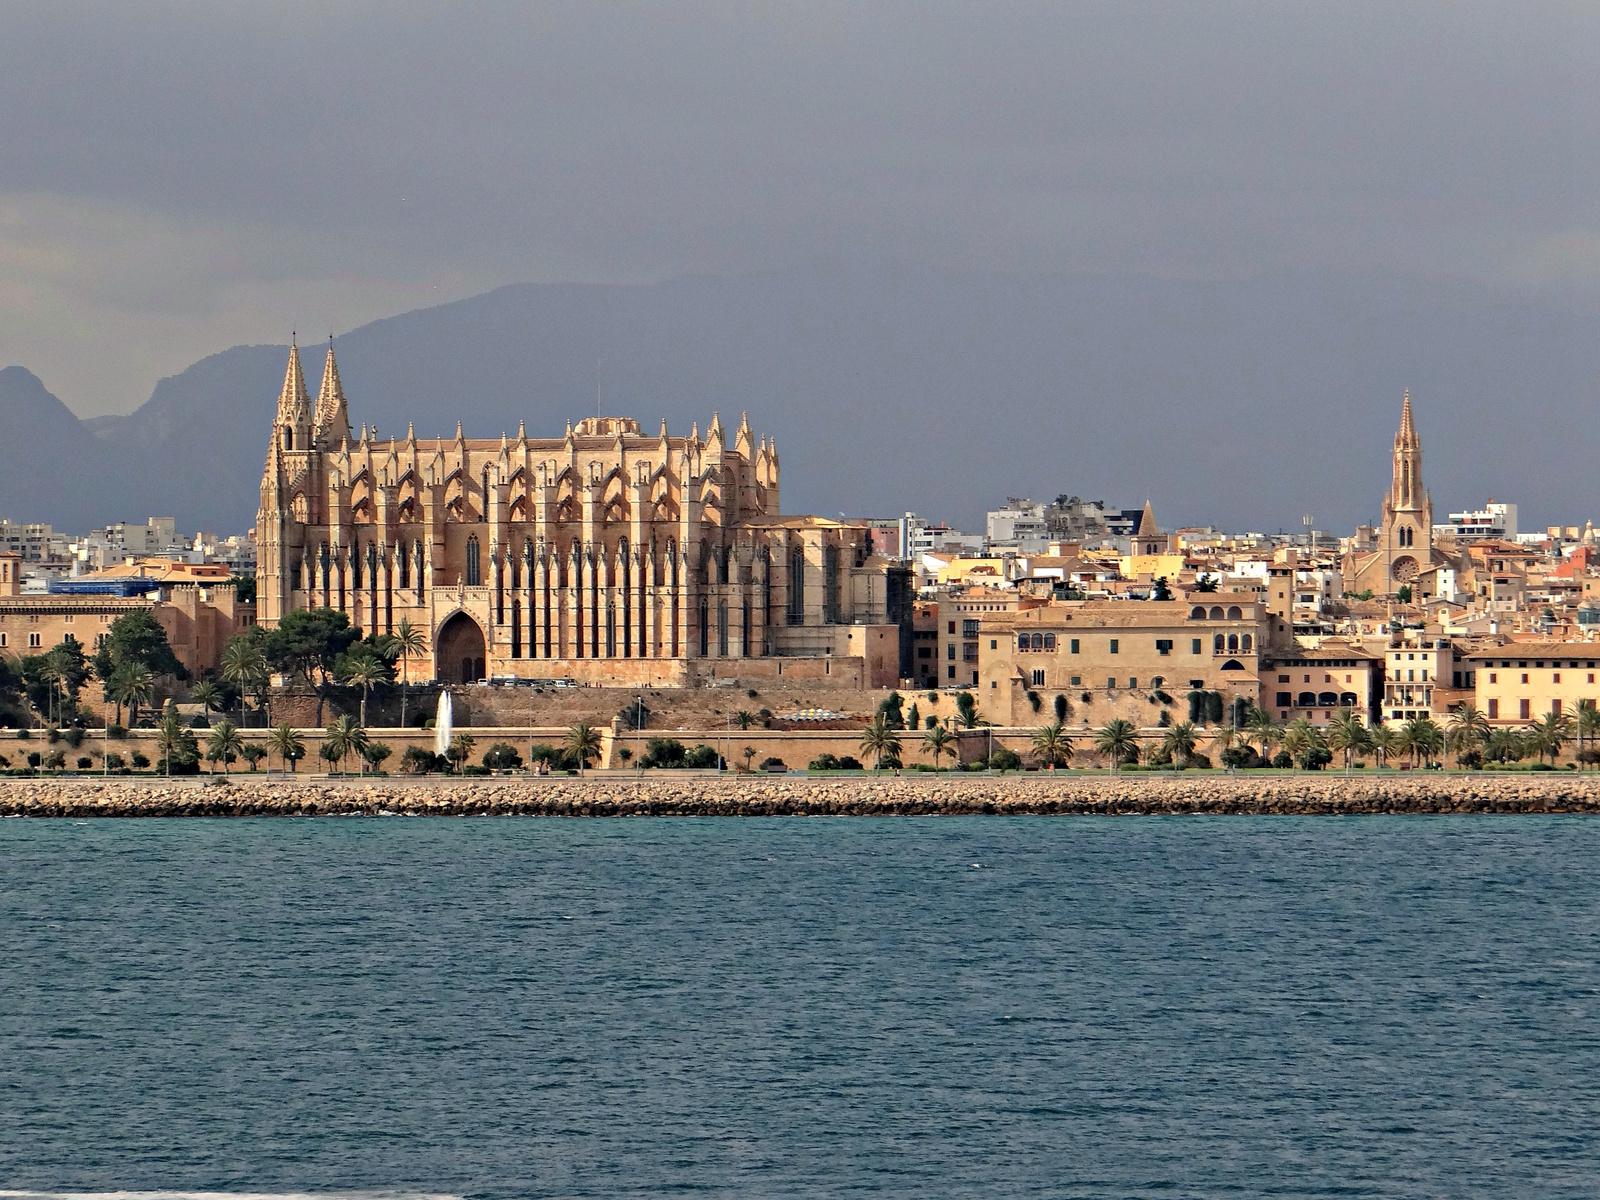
(313, 341, 350, 447)
(275, 341, 312, 437)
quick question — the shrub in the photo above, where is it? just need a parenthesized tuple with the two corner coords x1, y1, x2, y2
(461, 765, 490, 777)
(26, 752, 42, 768)
(990, 747, 1022, 771)
(131, 752, 150, 769)
(44, 750, 67, 770)
(482, 743, 523, 770)
(401, 746, 443, 774)
(809, 753, 840, 771)
(759, 757, 786, 772)
(1080, 692, 1092, 703)
(640, 737, 688, 769)
(747, 688, 759, 699)
(1189, 754, 1213, 770)
(189, 715, 210, 729)
(1271, 750, 1293, 769)
(107, 723, 127, 739)
(16, 727, 30, 739)
(1157, 710, 1172, 727)
(1154, 690, 1174, 705)
(528, 743, 559, 766)
(1026, 690, 1041, 712)
(103, 752, 125, 771)
(75, 756, 93, 770)
(837, 755, 863, 770)
(46, 727, 60, 744)
(64, 727, 85, 749)
(685, 744, 721, 769)
(617, 698, 650, 728)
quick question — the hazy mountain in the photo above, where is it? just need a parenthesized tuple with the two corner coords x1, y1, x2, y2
(0, 366, 123, 531)
(9, 261, 1600, 537)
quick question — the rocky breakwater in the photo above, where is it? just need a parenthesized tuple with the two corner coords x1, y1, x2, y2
(4, 774, 1600, 817)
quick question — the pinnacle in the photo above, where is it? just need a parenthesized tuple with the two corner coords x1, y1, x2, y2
(277, 344, 310, 419)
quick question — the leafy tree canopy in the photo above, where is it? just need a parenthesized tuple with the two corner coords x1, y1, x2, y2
(94, 610, 187, 680)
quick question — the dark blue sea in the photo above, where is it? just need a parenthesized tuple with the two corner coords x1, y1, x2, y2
(3, 815, 1599, 1198)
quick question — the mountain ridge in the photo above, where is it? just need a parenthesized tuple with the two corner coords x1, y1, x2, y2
(3, 261, 1597, 536)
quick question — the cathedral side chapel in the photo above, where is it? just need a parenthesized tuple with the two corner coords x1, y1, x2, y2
(257, 344, 914, 686)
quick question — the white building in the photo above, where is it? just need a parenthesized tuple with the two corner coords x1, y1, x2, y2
(1437, 500, 1516, 542)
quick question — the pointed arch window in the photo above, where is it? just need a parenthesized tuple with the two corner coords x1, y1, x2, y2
(466, 535, 482, 586)
(398, 542, 410, 589)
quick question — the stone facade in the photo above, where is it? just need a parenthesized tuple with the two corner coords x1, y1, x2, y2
(256, 345, 914, 685)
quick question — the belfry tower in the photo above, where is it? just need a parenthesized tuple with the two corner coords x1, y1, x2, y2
(1378, 389, 1432, 592)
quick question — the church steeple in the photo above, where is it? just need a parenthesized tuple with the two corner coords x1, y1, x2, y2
(313, 341, 351, 449)
(1390, 388, 1423, 512)
(273, 339, 313, 452)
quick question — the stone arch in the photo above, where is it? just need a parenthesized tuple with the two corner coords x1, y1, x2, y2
(1208, 605, 1225, 620)
(1189, 605, 1206, 619)
(1226, 605, 1243, 620)
(436, 611, 487, 684)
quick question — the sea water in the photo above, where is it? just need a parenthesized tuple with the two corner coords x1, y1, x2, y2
(3, 816, 1599, 1198)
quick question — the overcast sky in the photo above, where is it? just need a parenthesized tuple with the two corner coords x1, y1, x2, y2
(1, 1, 1597, 417)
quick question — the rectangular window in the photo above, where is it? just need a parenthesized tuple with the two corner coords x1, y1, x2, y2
(947, 645, 955, 660)
(1489, 673, 1497, 683)
(1192, 639, 1202, 654)
(1070, 638, 1080, 654)
(1129, 678, 1137, 689)
(1155, 639, 1173, 655)
(1109, 639, 1119, 654)
(947, 665, 955, 679)
(1554, 673, 1561, 684)
(962, 620, 979, 638)
(990, 639, 997, 650)
(948, 622, 955, 634)
(1521, 674, 1529, 684)
(1278, 674, 1290, 683)
(28, 632, 41, 647)
(1519, 698, 1531, 720)
(0, 633, 5, 647)
(1107, 677, 1117, 689)
(1553, 699, 1563, 715)
(1069, 676, 1081, 686)
(963, 643, 979, 662)
(1488, 699, 1499, 719)
(1276, 691, 1292, 708)
(1031, 669, 1045, 686)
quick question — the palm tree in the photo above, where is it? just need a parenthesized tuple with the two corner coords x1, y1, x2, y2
(1094, 719, 1139, 773)
(266, 722, 305, 773)
(1528, 709, 1575, 766)
(325, 714, 369, 774)
(922, 724, 953, 769)
(39, 647, 70, 726)
(339, 652, 387, 729)
(1579, 704, 1600, 768)
(1162, 721, 1199, 769)
(859, 715, 901, 770)
(1368, 724, 1398, 769)
(155, 706, 185, 777)
(1031, 722, 1073, 772)
(734, 710, 756, 730)
(564, 722, 602, 773)
(190, 681, 222, 723)
(1446, 703, 1491, 767)
(240, 744, 267, 772)
(1398, 715, 1444, 768)
(1282, 717, 1319, 768)
(390, 618, 427, 728)
(206, 720, 243, 776)
(1245, 707, 1281, 763)
(220, 639, 268, 726)
(113, 663, 155, 727)
(1485, 727, 1525, 766)
(1326, 710, 1370, 772)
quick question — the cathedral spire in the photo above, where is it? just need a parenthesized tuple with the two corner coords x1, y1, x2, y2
(276, 341, 310, 425)
(313, 342, 350, 448)
(1390, 389, 1423, 511)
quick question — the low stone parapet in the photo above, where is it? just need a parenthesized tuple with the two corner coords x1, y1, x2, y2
(3, 774, 1600, 817)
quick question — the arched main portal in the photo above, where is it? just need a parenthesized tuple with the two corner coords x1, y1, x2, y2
(436, 612, 487, 684)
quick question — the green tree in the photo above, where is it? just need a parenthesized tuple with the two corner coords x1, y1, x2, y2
(955, 691, 979, 729)
(240, 743, 267, 772)
(154, 705, 199, 775)
(922, 724, 953, 769)
(1579, 703, 1600, 767)
(734, 709, 755, 730)
(324, 714, 369, 774)
(266, 722, 305, 773)
(1398, 715, 1444, 768)
(189, 681, 222, 723)
(205, 720, 243, 776)
(93, 610, 186, 683)
(1245, 706, 1280, 761)
(1367, 724, 1397, 767)
(446, 731, 478, 772)
(1327, 710, 1370, 772)
(220, 636, 269, 726)
(859, 715, 901, 769)
(1151, 576, 1173, 601)
(877, 691, 906, 730)
(267, 607, 359, 723)
(110, 663, 155, 726)
(337, 648, 388, 729)
(389, 618, 427, 727)
(564, 722, 602, 773)
(1031, 722, 1073, 771)
(1485, 727, 1525, 765)
(1094, 719, 1139, 773)
(1162, 721, 1200, 768)
(362, 742, 393, 772)
(1528, 709, 1575, 766)
(1447, 703, 1491, 767)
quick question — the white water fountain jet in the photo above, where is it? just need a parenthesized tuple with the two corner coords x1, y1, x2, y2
(434, 691, 454, 758)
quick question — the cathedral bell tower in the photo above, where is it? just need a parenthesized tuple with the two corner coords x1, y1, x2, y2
(1379, 389, 1432, 593)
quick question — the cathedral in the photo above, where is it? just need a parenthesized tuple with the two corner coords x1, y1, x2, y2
(257, 343, 913, 686)
(1344, 390, 1448, 599)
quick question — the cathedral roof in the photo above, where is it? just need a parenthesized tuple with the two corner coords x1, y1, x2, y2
(1137, 501, 1159, 537)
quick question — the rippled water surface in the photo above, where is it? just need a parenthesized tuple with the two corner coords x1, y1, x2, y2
(3, 816, 1600, 1198)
